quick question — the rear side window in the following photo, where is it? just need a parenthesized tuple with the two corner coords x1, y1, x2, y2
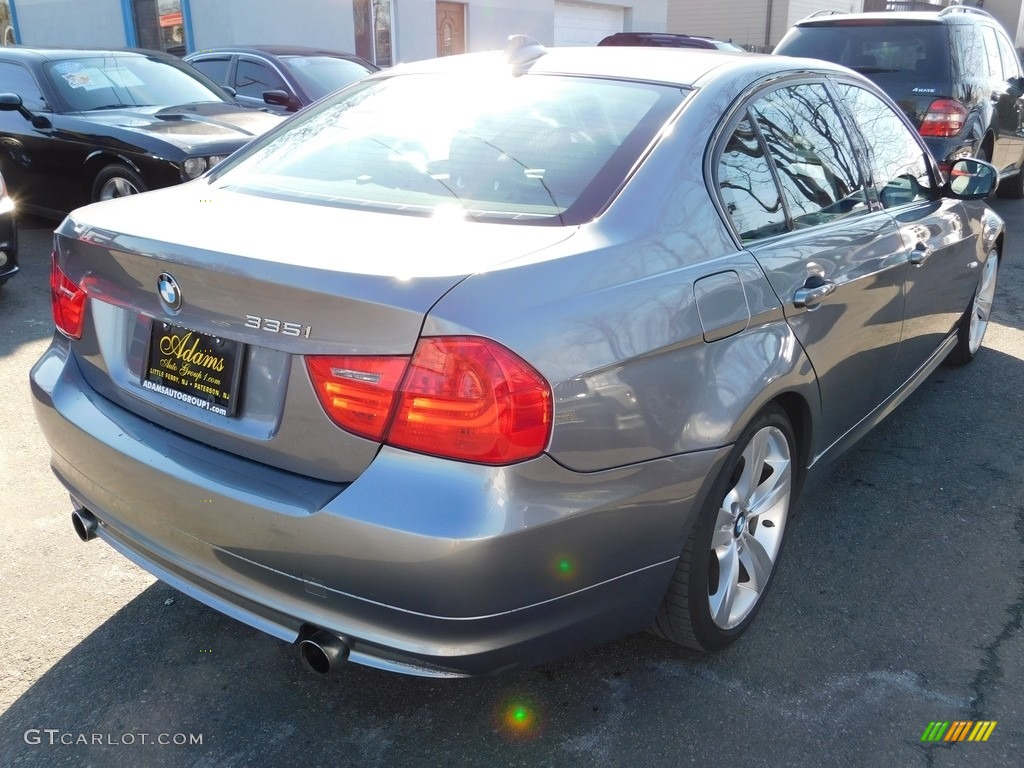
(993, 27, 1021, 81)
(717, 116, 787, 241)
(748, 83, 867, 229)
(980, 27, 1002, 79)
(717, 83, 869, 241)
(189, 56, 231, 86)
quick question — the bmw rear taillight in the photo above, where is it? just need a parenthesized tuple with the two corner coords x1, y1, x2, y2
(50, 251, 87, 339)
(918, 99, 967, 138)
(306, 355, 409, 441)
(307, 336, 552, 465)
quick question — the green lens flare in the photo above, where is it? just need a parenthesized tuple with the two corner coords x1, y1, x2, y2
(499, 700, 539, 738)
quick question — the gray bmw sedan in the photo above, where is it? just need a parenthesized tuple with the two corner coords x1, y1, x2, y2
(31, 38, 1003, 677)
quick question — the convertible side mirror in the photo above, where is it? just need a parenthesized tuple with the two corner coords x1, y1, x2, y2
(944, 158, 997, 200)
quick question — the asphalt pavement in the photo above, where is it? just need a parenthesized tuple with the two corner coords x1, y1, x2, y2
(1, 206, 1022, 768)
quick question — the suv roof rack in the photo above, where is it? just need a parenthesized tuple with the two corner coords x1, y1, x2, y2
(806, 9, 846, 18)
(939, 5, 995, 20)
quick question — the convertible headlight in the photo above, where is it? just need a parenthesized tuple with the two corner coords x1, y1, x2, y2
(182, 157, 208, 179)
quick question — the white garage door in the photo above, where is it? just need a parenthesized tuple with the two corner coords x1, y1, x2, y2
(554, 2, 624, 46)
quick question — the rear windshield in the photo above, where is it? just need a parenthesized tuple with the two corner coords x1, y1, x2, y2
(210, 70, 684, 225)
(776, 23, 951, 81)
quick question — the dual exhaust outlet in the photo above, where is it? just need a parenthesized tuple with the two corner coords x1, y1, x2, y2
(70, 502, 350, 675)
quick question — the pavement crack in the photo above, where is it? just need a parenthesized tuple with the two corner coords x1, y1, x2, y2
(967, 508, 1024, 719)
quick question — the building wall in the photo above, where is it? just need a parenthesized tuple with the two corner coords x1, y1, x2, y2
(189, 0, 356, 53)
(15, 0, 126, 48)
(971, 0, 1024, 46)
(668, 0, 864, 50)
(10, 0, 667, 60)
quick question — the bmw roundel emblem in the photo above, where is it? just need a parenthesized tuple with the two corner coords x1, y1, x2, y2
(157, 272, 182, 312)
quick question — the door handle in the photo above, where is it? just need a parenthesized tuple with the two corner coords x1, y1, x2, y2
(910, 243, 934, 266)
(793, 277, 836, 309)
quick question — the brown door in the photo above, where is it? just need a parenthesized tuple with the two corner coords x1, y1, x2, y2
(436, 2, 466, 57)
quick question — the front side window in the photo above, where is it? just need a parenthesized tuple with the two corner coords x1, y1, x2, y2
(749, 83, 868, 229)
(233, 59, 287, 99)
(211, 71, 684, 225)
(837, 83, 934, 209)
(0, 61, 47, 111)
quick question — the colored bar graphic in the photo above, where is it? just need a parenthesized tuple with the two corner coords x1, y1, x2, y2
(921, 721, 996, 743)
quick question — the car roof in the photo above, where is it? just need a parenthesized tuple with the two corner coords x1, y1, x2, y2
(0, 46, 179, 62)
(187, 45, 368, 60)
(795, 11, 971, 26)
(386, 45, 766, 87)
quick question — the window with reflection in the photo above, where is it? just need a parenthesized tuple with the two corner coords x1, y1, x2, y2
(749, 83, 867, 229)
(837, 83, 934, 209)
(354, 0, 393, 67)
(717, 115, 787, 242)
(0, 1, 15, 46)
(131, 0, 187, 57)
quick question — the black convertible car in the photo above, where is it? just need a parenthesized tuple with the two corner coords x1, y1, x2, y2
(0, 47, 282, 219)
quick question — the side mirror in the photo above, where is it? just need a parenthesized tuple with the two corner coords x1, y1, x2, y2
(945, 158, 997, 200)
(0, 92, 23, 111)
(0, 92, 43, 124)
(263, 89, 301, 112)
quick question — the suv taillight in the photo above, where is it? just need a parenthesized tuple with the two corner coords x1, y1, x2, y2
(918, 99, 967, 138)
(50, 251, 87, 339)
(308, 337, 552, 465)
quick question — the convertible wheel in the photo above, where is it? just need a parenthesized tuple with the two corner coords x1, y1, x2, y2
(92, 164, 147, 202)
(946, 247, 999, 366)
(652, 405, 796, 651)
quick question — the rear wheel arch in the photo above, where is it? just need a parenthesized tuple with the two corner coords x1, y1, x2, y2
(772, 391, 812, 489)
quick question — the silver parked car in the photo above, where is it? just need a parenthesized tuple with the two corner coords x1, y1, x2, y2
(31, 38, 1003, 677)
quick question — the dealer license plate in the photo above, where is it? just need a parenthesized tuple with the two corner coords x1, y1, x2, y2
(143, 322, 243, 416)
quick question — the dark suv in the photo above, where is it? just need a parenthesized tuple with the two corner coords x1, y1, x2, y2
(598, 32, 745, 52)
(774, 6, 1024, 197)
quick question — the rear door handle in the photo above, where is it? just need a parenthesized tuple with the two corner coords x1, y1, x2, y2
(793, 277, 836, 308)
(910, 243, 934, 266)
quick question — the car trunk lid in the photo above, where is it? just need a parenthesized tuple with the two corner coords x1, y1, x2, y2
(55, 183, 575, 482)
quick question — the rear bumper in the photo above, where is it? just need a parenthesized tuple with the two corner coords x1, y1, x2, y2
(31, 339, 726, 676)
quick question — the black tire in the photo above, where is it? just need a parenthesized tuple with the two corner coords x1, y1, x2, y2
(946, 248, 999, 366)
(91, 164, 147, 202)
(652, 404, 797, 652)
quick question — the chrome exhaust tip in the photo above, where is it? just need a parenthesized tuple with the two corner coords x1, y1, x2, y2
(299, 629, 350, 675)
(71, 506, 98, 542)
